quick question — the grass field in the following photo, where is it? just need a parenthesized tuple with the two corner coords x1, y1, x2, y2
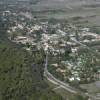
(30, 0, 100, 26)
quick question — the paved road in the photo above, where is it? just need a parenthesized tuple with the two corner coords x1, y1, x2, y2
(44, 51, 77, 94)
(44, 30, 98, 100)
(71, 37, 100, 57)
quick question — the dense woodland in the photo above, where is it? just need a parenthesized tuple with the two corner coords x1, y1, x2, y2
(0, 16, 63, 100)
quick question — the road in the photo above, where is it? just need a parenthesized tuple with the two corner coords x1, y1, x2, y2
(43, 30, 98, 100)
(44, 51, 78, 94)
(71, 37, 100, 57)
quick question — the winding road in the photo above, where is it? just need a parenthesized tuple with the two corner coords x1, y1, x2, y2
(43, 30, 98, 100)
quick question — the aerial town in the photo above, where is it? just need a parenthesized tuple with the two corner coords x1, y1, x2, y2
(1, 0, 100, 100)
(0, 7, 99, 99)
(2, 9, 100, 99)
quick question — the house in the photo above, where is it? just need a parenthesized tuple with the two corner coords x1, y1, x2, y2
(51, 64, 58, 67)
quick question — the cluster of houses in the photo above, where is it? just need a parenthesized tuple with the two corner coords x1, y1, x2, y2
(42, 27, 100, 83)
(4, 10, 100, 83)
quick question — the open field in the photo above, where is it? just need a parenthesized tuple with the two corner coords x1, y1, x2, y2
(80, 81, 100, 99)
(2, 0, 100, 25)
(29, 0, 100, 26)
